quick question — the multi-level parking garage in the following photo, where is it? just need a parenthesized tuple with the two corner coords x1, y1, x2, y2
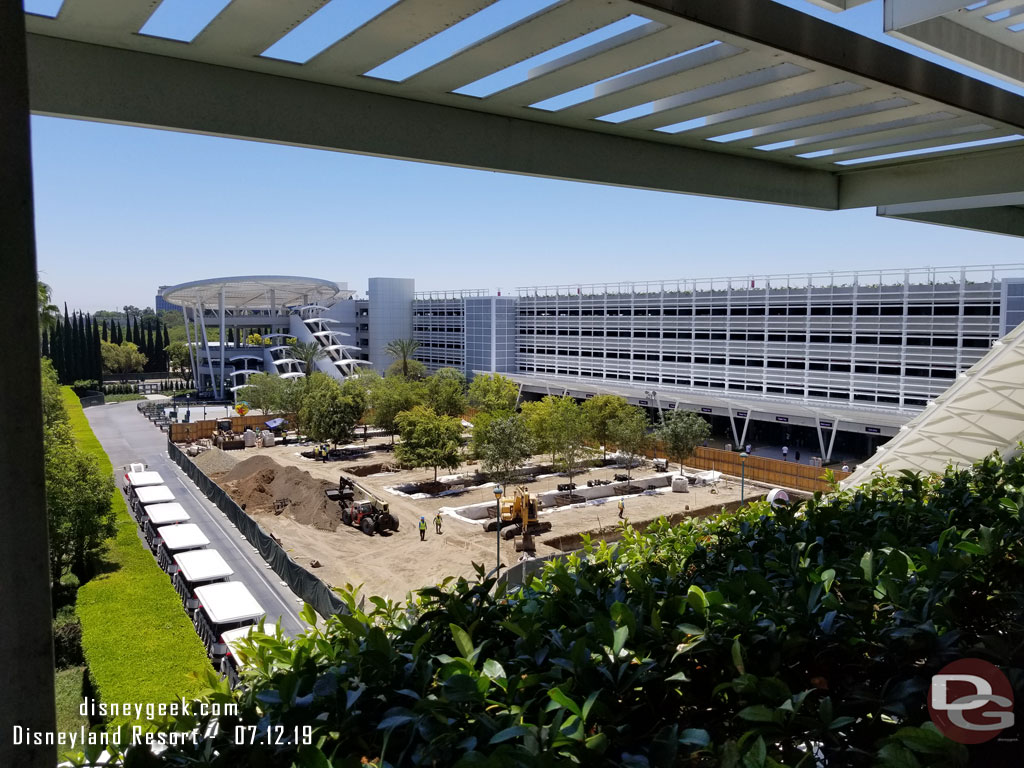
(513, 264, 1024, 408)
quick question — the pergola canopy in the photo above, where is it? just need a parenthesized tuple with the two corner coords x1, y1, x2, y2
(23, 0, 1024, 236)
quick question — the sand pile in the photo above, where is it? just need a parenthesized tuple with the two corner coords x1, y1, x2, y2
(192, 447, 239, 474)
(216, 455, 340, 531)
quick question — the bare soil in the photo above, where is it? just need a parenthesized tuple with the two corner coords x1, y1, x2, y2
(191, 434, 773, 601)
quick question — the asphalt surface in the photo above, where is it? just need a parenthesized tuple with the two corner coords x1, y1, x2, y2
(85, 401, 306, 637)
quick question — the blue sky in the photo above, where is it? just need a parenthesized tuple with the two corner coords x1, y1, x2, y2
(29, 0, 1024, 312)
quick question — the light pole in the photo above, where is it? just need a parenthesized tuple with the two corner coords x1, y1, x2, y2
(184, 394, 191, 424)
(739, 452, 748, 505)
(493, 485, 503, 576)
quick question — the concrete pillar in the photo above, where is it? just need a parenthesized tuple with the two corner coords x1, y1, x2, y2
(0, 4, 58, 766)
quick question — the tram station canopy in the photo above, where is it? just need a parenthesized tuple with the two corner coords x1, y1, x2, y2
(842, 321, 1024, 488)
(22, 0, 1024, 238)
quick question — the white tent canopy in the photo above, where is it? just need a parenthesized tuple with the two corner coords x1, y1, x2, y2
(843, 322, 1024, 488)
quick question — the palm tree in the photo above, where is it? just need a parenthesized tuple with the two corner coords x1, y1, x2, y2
(289, 341, 327, 376)
(38, 281, 59, 335)
(385, 338, 421, 378)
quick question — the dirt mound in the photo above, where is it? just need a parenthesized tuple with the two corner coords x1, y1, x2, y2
(217, 455, 340, 531)
(192, 447, 239, 475)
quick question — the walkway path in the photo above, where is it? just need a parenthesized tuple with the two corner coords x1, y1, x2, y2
(85, 402, 306, 637)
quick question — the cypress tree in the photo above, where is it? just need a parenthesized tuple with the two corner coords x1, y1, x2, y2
(41, 327, 49, 359)
(146, 324, 155, 372)
(91, 315, 102, 382)
(102, 319, 109, 343)
(162, 324, 170, 369)
(114, 321, 123, 345)
(61, 304, 71, 383)
(76, 312, 86, 382)
(70, 311, 81, 382)
(52, 322, 64, 382)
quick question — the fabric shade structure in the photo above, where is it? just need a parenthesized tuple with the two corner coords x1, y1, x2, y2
(843, 321, 1024, 488)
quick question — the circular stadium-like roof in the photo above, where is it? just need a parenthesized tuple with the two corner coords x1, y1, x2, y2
(161, 276, 340, 308)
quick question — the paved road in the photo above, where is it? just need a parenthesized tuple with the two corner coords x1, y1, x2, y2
(85, 401, 306, 637)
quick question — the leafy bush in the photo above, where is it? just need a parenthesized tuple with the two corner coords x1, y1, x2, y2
(62, 389, 211, 731)
(128, 452, 1024, 766)
(53, 613, 84, 669)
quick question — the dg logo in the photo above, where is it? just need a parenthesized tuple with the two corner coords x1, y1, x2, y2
(929, 658, 1015, 744)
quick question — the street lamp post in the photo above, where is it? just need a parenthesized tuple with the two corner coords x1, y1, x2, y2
(739, 452, 748, 505)
(493, 485, 503, 577)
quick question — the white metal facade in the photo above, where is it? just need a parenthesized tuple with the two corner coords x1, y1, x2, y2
(514, 265, 1024, 411)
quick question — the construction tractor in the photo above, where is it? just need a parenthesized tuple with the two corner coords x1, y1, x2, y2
(325, 475, 400, 536)
(483, 486, 551, 553)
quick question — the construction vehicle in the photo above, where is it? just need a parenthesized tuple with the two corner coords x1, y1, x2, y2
(325, 474, 400, 536)
(483, 486, 551, 552)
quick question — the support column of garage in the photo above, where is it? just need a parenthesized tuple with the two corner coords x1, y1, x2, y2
(0, 5, 57, 767)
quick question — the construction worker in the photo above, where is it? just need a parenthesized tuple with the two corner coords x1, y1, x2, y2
(434, 512, 443, 534)
(618, 499, 625, 520)
(419, 516, 427, 541)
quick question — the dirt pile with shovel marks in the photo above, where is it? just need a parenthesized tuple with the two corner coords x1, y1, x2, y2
(211, 454, 340, 531)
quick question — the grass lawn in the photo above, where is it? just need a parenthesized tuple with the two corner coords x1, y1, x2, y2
(62, 388, 212, 732)
(55, 666, 89, 733)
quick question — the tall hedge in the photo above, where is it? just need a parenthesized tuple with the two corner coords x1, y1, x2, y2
(63, 389, 210, 731)
(149, 453, 1024, 766)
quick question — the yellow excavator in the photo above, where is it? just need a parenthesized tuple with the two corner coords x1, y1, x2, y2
(483, 486, 551, 552)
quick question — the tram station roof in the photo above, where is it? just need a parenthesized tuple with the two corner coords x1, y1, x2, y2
(842, 320, 1024, 487)
(23, 0, 1024, 237)
(161, 276, 341, 309)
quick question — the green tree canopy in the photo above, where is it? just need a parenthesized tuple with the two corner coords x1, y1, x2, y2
(609, 405, 651, 481)
(520, 397, 558, 466)
(394, 406, 463, 481)
(656, 410, 711, 472)
(164, 341, 192, 386)
(467, 373, 518, 415)
(370, 374, 424, 442)
(386, 358, 428, 380)
(100, 340, 146, 382)
(385, 338, 422, 379)
(237, 373, 284, 415)
(477, 412, 534, 489)
(582, 394, 630, 460)
(425, 367, 467, 418)
(299, 374, 367, 447)
(548, 396, 590, 488)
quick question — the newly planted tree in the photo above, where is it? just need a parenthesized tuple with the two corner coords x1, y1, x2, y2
(425, 367, 467, 417)
(477, 412, 534, 490)
(582, 394, 630, 461)
(609, 405, 650, 481)
(300, 374, 367, 447)
(656, 410, 711, 472)
(467, 373, 518, 415)
(549, 396, 590, 489)
(394, 405, 463, 481)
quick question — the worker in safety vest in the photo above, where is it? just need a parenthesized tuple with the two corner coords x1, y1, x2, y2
(419, 516, 427, 541)
(434, 512, 443, 534)
(618, 499, 625, 520)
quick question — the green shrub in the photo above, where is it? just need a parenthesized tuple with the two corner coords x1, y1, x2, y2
(62, 389, 211, 732)
(148, 453, 1024, 767)
(53, 614, 84, 669)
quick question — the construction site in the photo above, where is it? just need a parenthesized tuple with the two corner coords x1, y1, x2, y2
(186, 430, 769, 601)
